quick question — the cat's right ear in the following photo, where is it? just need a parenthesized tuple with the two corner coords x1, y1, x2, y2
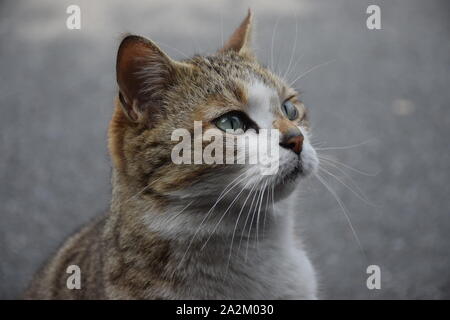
(219, 9, 254, 58)
(116, 35, 178, 124)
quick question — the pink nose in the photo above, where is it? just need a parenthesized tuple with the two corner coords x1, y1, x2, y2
(280, 130, 304, 155)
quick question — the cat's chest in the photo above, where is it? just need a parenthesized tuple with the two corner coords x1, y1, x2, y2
(175, 241, 317, 299)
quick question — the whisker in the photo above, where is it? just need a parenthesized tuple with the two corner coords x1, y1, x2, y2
(289, 59, 336, 87)
(318, 154, 379, 177)
(286, 53, 305, 83)
(255, 180, 268, 252)
(200, 179, 252, 251)
(270, 17, 280, 71)
(168, 200, 195, 221)
(220, 11, 224, 47)
(156, 41, 190, 59)
(238, 185, 260, 252)
(310, 139, 327, 148)
(226, 182, 258, 274)
(315, 172, 367, 260)
(315, 138, 376, 151)
(245, 185, 263, 261)
(121, 177, 162, 205)
(262, 180, 272, 238)
(271, 183, 275, 216)
(318, 166, 377, 207)
(282, 15, 298, 80)
(319, 158, 378, 199)
(319, 159, 379, 205)
(173, 172, 248, 276)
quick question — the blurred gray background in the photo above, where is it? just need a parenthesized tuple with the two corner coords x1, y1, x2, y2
(1, 0, 449, 299)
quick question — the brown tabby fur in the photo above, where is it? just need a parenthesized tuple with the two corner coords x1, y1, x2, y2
(24, 11, 309, 299)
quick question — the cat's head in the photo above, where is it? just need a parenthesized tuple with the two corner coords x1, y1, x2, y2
(109, 11, 319, 209)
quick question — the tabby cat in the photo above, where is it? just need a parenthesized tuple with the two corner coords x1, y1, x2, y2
(25, 10, 319, 299)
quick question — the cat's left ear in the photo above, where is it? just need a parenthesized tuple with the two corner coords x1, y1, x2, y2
(219, 9, 254, 57)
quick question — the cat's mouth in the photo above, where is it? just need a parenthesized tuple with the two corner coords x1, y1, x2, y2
(285, 164, 304, 181)
(277, 150, 318, 185)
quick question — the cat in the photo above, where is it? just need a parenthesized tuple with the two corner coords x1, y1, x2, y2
(24, 10, 319, 300)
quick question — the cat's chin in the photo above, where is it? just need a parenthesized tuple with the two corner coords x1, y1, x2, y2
(272, 158, 318, 201)
(272, 180, 297, 201)
(273, 168, 304, 200)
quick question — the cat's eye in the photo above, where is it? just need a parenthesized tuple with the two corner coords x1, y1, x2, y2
(281, 100, 299, 120)
(215, 112, 248, 132)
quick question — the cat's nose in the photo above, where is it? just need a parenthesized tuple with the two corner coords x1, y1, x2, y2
(279, 128, 304, 155)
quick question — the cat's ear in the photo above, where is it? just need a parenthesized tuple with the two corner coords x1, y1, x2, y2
(219, 9, 253, 57)
(116, 35, 179, 124)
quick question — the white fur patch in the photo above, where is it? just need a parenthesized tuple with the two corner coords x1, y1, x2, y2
(247, 80, 278, 128)
(241, 80, 319, 185)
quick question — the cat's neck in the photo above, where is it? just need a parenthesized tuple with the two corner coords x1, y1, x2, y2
(108, 171, 298, 264)
(105, 184, 302, 298)
(110, 183, 293, 245)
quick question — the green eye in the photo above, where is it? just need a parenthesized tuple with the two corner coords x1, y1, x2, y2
(215, 113, 247, 132)
(282, 100, 298, 120)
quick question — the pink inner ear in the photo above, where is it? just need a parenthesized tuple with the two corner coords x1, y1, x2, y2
(116, 35, 174, 122)
(117, 36, 156, 104)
